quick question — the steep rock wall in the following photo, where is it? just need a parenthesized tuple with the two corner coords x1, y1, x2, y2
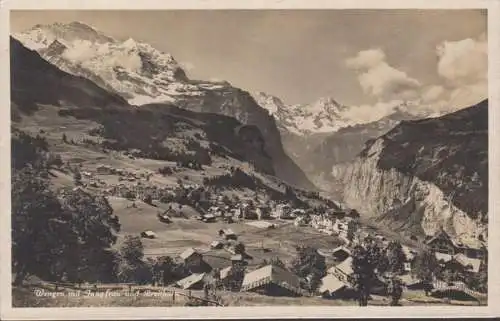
(333, 138, 487, 244)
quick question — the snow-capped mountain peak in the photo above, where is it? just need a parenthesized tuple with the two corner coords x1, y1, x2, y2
(252, 91, 288, 115)
(13, 21, 219, 106)
(252, 92, 354, 135)
(252, 92, 426, 136)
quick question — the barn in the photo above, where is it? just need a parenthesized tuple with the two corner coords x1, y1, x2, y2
(240, 264, 303, 297)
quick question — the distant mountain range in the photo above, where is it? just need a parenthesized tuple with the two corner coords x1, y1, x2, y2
(14, 22, 314, 189)
(252, 91, 423, 189)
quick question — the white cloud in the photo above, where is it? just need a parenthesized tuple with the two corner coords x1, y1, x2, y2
(346, 48, 421, 100)
(345, 48, 386, 69)
(437, 36, 487, 87)
(61, 40, 142, 72)
(447, 81, 488, 109)
(343, 100, 404, 124)
(343, 33, 487, 121)
(421, 85, 445, 103)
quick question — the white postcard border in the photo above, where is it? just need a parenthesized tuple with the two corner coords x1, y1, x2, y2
(1, 0, 499, 319)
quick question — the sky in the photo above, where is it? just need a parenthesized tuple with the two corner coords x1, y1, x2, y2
(10, 9, 487, 112)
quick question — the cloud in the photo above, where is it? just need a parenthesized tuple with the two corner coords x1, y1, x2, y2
(61, 40, 142, 72)
(447, 81, 488, 109)
(343, 100, 404, 124)
(345, 48, 386, 69)
(343, 33, 487, 121)
(346, 48, 421, 100)
(433, 34, 488, 108)
(421, 85, 445, 103)
(179, 61, 195, 71)
(436, 35, 487, 87)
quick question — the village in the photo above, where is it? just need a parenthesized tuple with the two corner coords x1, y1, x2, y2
(54, 158, 488, 307)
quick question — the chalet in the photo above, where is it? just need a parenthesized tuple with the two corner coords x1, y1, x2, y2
(219, 228, 237, 240)
(401, 245, 417, 262)
(96, 164, 113, 174)
(231, 208, 242, 219)
(202, 214, 216, 223)
(327, 257, 353, 284)
(176, 273, 207, 290)
(426, 230, 485, 259)
(457, 238, 486, 259)
(318, 274, 348, 298)
(311, 215, 335, 231)
(219, 266, 232, 281)
(426, 230, 457, 255)
(157, 210, 172, 223)
(333, 221, 348, 234)
(82, 171, 92, 178)
(218, 266, 234, 289)
(210, 240, 224, 249)
(398, 274, 431, 291)
(231, 254, 244, 265)
(331, 210, 346, 220)
(240, 264, 303, 297)
(140, 230, 156, 239)
(445, 254, 482, 274)
(256, 206, 271, 220)
(331, 246, 351, 262)
(273, 204, 293, 219)
(180, 248, 203, 266)
(291, 209, 306, 217)
(435, 252, 453, 264)
(209, 206, 222, 217)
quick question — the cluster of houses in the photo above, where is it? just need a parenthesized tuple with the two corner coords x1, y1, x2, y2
(168, 226, 487, 302)
(425, 229, 486, 275)
(309, 211, 358, 244)
(172, 246, 305, 297)
(96, 164, 152, 180)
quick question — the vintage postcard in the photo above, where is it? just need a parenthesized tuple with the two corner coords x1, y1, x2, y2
(1, 0, 499, 319)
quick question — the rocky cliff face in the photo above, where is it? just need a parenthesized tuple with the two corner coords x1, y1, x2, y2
(332, 100, 488, 244)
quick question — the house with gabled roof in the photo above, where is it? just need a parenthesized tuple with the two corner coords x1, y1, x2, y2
(176, 273, 207, 290)
(443, 253, 482, 274)
(426, 229, 486, 259)
(452, 254, 482, 274)
(327, 257, 354, 284)
(180, 248, 203, 265)
(240, 264, 303, 297)
(331, 246, 351, 262)
(318, 274, 349, 298)
(219, 228, 237, 240)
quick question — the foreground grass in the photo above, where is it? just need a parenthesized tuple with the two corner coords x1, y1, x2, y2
(12, 285, 485, 307)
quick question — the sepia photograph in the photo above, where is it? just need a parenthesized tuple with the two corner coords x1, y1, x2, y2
(1, 0, 499, 319)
